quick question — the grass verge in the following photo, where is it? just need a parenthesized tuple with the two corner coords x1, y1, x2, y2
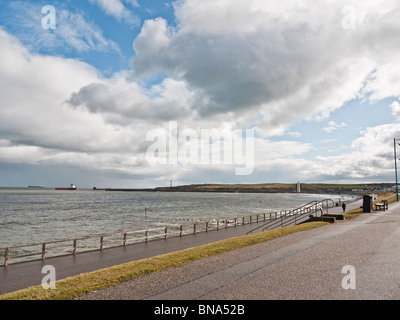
(0, 221, 328, 300)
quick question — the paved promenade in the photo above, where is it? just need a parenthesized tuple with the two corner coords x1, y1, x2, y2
(76, 198, 400, 300)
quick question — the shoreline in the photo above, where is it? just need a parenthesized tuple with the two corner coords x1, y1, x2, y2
(96, 182, 393, 195)
(0, 182, 393, 195)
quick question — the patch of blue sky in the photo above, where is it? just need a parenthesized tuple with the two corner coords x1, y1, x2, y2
(0, 0, 176, 77)
(278, 97, 397, 161)
(136, 0, 177, 25)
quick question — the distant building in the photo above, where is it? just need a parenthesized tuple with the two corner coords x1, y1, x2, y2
(296, 182, 301, 193)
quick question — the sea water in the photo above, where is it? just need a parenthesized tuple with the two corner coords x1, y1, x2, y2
(0, 188, 353, 248)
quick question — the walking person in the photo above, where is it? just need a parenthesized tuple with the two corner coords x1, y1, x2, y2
(342, 202, 346, 212)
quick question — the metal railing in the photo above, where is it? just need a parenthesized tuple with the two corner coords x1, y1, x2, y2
(246, 199, 336, 235)
(0, 200, 335, 267)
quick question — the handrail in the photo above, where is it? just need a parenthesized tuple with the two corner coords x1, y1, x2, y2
(0, 198, 337, 266)
(246, 199, 336, 235)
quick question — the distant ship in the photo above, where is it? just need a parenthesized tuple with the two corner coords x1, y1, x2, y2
(55, 184, 77, 190)
(29, 185, 44, 189)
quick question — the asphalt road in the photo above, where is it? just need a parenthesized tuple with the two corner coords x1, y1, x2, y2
(76, 199, 400, 300)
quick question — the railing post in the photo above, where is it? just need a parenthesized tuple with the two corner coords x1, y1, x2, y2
(73, 239, 77, 255)
(42, 243, 46, 260)
(180, 225, 183, 237)
(194, 223, 197, 234)
(123, 233, 127, 247)
(145, 230, 148, 243)
(100, 236, 104, 251)
(165, 227, 168, 239)
(206, 221, 209, 232)
(4, 248, 9, 267)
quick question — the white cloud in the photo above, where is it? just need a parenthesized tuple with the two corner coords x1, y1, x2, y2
(0, 28, 242, 182)
(66, 74, 195, 125)
(6, 1, 121, 54)
(390, 99, 400, 120)
(315, 123, 400, 181)
(323, 121, 348, 133)
(56, 9, 121, 53)
(3, 1, 400, 186)
(89, 0, 140, 25)
(361, 62, 400, 102)
(131, 0, 400, 138)
(287, 132, 302, 138)
(0, 29, 138, 168)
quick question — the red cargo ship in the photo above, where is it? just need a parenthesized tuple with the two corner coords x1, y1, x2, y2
(55, 184, 77, 190)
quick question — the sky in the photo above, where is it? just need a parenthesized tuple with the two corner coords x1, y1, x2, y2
(0, 0, 400, 188)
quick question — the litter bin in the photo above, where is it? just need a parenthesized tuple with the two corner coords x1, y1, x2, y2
(363, 195, 372, 213)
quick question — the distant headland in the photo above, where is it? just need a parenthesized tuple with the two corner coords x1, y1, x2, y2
(97, 182, 395, 194)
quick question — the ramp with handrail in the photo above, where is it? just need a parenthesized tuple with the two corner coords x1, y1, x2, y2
(246, 199, 336, 235)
